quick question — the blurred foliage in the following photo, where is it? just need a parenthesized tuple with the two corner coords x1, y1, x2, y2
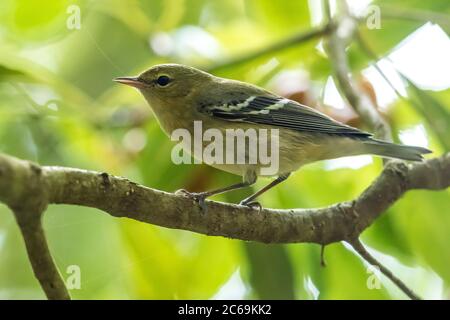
(0, 0, 449, 299)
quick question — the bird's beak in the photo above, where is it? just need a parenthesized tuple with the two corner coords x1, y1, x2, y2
(114, 76, 146, 89)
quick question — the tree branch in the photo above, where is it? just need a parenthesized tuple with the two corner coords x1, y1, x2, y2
(14, 211, 71, 300)
(1, 156, 70, 300)
(206, 23, 334, 73)
(0, 152, 448, 245)
(324, 0, 392, 141)
(347, 238, 420, 300)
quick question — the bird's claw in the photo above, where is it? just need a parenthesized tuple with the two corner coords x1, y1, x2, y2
(175, 189, 208, 213)
(239, 200, 262, 212)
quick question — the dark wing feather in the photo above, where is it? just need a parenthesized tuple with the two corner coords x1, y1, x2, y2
(198, 96, 371, 139)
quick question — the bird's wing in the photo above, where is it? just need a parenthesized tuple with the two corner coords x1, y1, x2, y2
(198, 95, 371, 138)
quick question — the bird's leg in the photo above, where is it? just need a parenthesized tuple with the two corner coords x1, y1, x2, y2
(176, 181, 254, 212)
(239, 173, 291, 210)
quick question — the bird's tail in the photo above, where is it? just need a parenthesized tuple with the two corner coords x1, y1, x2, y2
(362, 139, 431, 161)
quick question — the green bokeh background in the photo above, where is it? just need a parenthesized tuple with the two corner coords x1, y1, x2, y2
(0, 0, 449, 299)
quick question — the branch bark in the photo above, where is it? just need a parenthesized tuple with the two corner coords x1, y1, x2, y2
(0, 156, 70, 300)
(14, 212, 70, 300)
(0, 152, 448, 245)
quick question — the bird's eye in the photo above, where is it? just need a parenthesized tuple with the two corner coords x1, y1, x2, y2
(156, 75, 171, 87)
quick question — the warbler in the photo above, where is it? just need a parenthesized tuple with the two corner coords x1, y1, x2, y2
(115, 64, 431, 209)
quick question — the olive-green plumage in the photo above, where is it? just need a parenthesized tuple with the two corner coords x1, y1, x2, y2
(115, 64, 431, 207)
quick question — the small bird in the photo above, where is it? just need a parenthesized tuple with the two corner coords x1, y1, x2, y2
(115, 64, 431, 209)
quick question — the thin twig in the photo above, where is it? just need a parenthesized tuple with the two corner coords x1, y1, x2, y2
(14, 210, 71, 300)
(347, 238, 421, 300)
(356, 31, 450, 150)
(324, 0, 392, 142)
(206, 23, 334, 73)
(320, 245, 327, 267)
(355, 31, 406, 100)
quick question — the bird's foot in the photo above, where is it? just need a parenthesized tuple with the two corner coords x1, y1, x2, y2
(239, 199, 262, 212)
(175, 189, 209, 213)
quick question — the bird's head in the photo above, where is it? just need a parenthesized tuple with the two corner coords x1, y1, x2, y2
(114, 63, 212, 103)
